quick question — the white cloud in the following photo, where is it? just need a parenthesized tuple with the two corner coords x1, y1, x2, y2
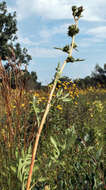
(15, 0, 35, 20)
(15, 0, 106, 21)
(16, 32, 43, 47)
(39, 23, 69, 41)
(29, 47, 62, 58)
(18, 35, 38, 46)
(87, 26, 106, 39)
(17, 24, 68, 47)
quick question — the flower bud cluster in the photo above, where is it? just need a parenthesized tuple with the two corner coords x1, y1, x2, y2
(72, 6, 84, 19)
(62, 45, 70, 53)
(68, 25, 79, 37)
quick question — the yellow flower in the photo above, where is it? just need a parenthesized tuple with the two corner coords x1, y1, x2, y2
(56, 105, 62, 110)
(41, 97, 46, 100)
(21, 103, 25, 107)
(64, 86, 67, 90)
(48, 84, 53, 88)
(70, 91, 73, 95)
(75, 101, 78, 105)
(34, 92, 39, 97)
(11, 105, 16, 109)
(73, 83, 76, 87)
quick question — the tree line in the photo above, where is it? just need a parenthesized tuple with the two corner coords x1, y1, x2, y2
(74, 64, 106, 89)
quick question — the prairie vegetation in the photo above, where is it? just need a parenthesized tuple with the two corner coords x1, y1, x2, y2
(0, 75, 105, 190)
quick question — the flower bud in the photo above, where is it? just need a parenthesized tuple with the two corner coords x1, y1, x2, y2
(68, 25, 79, 37)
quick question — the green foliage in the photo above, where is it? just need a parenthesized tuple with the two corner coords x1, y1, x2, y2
(54, 44, 78, 54)
(20, 88, 104, 190)
(54, 45, 70, 54)
(33, 92, 105, 190)
(0, 146, 35, 190)
(0, 1, 31, 66)
(17, 146, 32, 190)
(66, 56, 85, 63)
(14, 43, 32, 66)
(0, 1, 17, 60)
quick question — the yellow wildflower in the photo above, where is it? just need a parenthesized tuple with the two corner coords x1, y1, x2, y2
(11, 105, 16, 109)
(75, 101, 78, 105)
(64, 86, 67, 90)
(73, 83, 76, 87)
(34, 92, 39, 97)
(21, 103, 25, 107)
(41, 97, 46, 100)
(90, 114, 93, 118)
(56, 105, 62, 110)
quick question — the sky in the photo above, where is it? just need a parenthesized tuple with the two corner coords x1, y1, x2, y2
(5, 0, 106, 85)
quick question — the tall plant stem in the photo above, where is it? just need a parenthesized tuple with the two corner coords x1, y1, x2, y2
(26, 32, 76, 190)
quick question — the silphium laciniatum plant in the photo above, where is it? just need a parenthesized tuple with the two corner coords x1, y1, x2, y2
(26, 5, 85, 190)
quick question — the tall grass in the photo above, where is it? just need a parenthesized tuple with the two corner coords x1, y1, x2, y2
(0, 64, 38, 189)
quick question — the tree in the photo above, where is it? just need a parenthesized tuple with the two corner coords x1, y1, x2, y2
(73, 64, 106, 89)
(0, 1, 41, 89)
(0, 1, 31, 69)
(92, 64, 106, 76)
(92, 64, 106, 88)
(19, 71, 41, 90)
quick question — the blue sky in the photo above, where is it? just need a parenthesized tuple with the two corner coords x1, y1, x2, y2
(6, 0, 106, 85)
